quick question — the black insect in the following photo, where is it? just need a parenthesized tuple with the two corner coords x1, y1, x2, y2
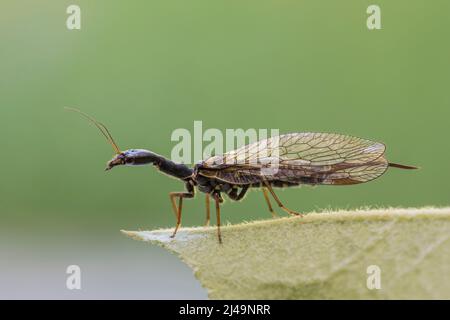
(67, 108, 417, 243)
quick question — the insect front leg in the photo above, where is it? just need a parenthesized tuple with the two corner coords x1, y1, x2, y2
(169, 182, 195, 239)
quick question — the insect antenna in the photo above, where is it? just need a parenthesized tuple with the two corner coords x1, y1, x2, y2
(65, 107, 121, 154)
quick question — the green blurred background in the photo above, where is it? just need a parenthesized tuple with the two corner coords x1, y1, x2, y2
(1, 0, 449, 298)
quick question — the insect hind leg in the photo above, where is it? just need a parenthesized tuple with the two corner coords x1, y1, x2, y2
(262, 187, 278, 218)
(263, 181, 303, 217)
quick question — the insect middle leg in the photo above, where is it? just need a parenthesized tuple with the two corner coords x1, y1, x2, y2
(204, 194, 210, 227)
(262, 181, 303, 217)
(227, 185, 249, 201)
(213, 192, 223, 244)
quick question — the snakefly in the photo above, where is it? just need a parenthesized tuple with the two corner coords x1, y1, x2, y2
(67, 108, 417, 243)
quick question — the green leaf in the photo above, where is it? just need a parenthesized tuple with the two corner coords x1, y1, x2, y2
(122, 207, 450, 299)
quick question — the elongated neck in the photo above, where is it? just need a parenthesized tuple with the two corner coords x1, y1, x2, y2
(155, 157, 193, 180)
(138, 151, 193, 180)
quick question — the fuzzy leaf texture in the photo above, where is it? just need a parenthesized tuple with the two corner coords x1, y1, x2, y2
(123, 207, 450, 299)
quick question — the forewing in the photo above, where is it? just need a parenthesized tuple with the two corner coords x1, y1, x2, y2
(204, 132, 386, 167)
(201, 133, 387, 185)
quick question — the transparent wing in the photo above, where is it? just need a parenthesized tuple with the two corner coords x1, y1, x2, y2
(204, 132, 386, 167)
(201, 133, 388, 185)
